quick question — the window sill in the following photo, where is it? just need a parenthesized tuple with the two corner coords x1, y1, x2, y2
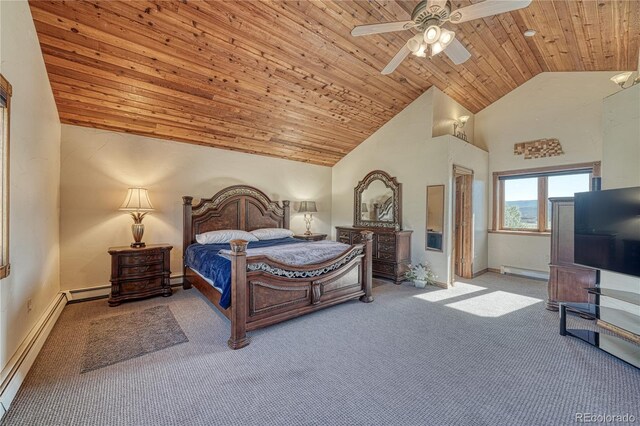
(489, 230, 551, 237)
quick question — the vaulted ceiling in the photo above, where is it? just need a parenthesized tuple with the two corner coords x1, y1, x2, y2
(29, 1, 639, 166)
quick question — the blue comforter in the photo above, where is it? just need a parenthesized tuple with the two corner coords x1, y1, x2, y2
(185, 237, 305, 309)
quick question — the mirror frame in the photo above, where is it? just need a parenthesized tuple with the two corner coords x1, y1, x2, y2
(426, 184, 445, 252)
(354, 170, 402, 230)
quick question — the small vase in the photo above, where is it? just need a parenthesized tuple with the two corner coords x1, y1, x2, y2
(414, 279, 427, 289)
(131, 223, 145, 248)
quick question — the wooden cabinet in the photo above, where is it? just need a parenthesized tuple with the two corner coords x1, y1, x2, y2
(336, 226, 412, 284)
(547, 198, 597, 311)
(108, 244, 173, 306)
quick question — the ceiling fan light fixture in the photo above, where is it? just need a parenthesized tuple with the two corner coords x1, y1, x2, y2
(407, 34, 423, 53)
(438, 29, 455, 48)
(414, 43, 428, 57)
(424, 25, 441, 44)
(610, 72, 633, 88)
(431, 41, 445, 56)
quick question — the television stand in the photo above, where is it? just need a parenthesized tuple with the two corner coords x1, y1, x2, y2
(559, 297, 640, 369)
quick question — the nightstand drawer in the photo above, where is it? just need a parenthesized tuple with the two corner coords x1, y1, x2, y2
(108, 244, 173, 306)
(120, 277, 164, 294)
(120, 263, 164, 278)
(119, 253, 164, 266)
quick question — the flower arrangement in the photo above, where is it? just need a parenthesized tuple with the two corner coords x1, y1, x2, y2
(405, 263, 437, 288)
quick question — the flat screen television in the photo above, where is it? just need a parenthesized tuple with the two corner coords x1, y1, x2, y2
(574, 187, 640, 277)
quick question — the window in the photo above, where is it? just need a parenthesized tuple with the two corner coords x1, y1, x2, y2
(0, 74, 11, 279)
(493, 162, 599, 233)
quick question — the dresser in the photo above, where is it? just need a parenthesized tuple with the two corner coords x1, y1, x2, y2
(293, 233, 327, 241)
(547, 198, 597, 311)
(336, 226, 412, 284)
(108, 244, 173, 306)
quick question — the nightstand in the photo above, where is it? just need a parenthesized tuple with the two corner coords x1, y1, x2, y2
(293, 233, 327, 241)
(108, 244, 173, 306)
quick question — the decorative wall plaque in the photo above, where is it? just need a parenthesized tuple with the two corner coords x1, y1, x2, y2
(514, 138, 564, 159)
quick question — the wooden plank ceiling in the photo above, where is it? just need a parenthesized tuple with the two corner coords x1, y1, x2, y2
(29, 0, 640, 166)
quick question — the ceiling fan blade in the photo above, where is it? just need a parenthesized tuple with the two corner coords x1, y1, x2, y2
(382, 45, 411, 75)
(351, 20, 415, 37)
(449, 0, 532, 23)
(443, 38, 471, 65)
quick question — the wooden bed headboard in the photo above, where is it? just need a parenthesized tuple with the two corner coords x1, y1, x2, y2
(182, 185, 290, 250)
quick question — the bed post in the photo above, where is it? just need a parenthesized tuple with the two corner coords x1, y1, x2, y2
(182, 196, 193, 290)
(228, 239, 250, 350)
(283, 200, 290, 229)
(360, 230, 374, 303)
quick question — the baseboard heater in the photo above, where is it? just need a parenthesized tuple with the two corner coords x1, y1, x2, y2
(66, 275, 185, 303)
(500, 265, 549, 281)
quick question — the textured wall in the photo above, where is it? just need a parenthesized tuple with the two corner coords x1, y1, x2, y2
(0, 0, 61, 371)
(59, 125, 332, 290)
(475, 72, 620, 273)
(331, 88, 488, 285)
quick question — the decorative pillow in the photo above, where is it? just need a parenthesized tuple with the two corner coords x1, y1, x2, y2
(250, 228, 294, 240)
(195, 230, 258, 245)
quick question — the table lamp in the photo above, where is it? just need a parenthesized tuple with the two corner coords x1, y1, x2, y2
(298, 201, 317, 236)
(120, 188, 154, 248)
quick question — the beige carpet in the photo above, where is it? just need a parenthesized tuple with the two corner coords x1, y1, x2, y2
(2, 274, 639, 425)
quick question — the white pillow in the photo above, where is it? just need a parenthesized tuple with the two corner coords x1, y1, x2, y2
(195, 230, 258, 245)
(250, 228, 294, 240)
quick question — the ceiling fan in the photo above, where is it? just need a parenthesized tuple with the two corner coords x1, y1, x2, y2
(351, 0, 532, 74)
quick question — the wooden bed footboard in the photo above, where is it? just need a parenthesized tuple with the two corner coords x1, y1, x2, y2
(226, 231, 373, 349)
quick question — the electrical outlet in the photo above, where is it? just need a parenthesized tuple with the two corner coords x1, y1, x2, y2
(27, 298, 33, 312)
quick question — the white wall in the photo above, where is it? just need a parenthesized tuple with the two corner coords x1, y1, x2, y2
(59, 125, 332, 291)
(424, 135, 489, 282)
(599, 84, 640, 321)
(331, 88, 487, 285)
(475, 72, 620, 274)
(432, 88, 475, 143)
(0, 0, 61, 373)
(601, 84, 640, 190)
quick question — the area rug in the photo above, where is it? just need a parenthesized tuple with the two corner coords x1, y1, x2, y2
(81, 305, 188, 373)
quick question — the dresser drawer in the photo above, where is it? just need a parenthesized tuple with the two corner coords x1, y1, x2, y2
(120, 277, 164, 294)
(377, 233, 395, 243)
(378, 241, 396, 253)
(119, 252, 164, 266)
(337, 230, 351, 241)
(377, 251, 396, 261)
(120, 262, 164, 278)
(373, 261, 395, 275)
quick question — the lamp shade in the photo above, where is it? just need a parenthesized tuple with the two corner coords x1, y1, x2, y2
(361, 203, 368, 213)
(119, 188, 154, 212)
(297, 201, 317, 213)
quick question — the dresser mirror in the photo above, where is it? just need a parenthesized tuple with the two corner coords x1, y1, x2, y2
(354, 170, 402, 230)
(426, 185, 445, 251)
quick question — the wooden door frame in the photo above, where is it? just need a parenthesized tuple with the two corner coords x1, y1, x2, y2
(453, 166, 474, 279)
